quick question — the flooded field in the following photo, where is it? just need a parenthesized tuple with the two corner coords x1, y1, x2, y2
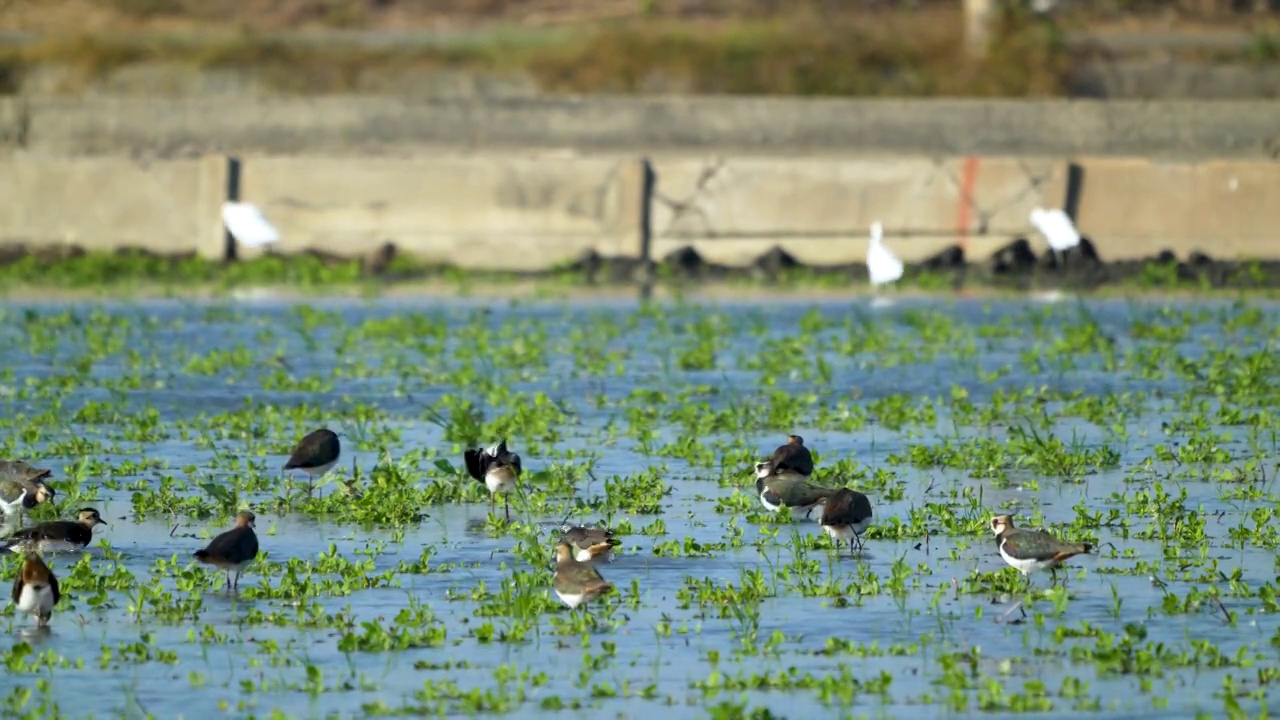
(0, 294, 1277, 719)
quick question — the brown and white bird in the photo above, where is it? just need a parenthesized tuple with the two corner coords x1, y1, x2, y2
(990, 514, 1093, 581)
(1, 508, 106, 554)
(284, 428, 341, 497)
(11, 552, 59, 628)
(464, 440, 521, 521)
(552, 541, 613, 610)
(818, 488, 874, 554)
(193, 511, 260, 590)
(0, 460, 56, 526)
(559, 525, 621, 563)
(754, 434, 815, 482)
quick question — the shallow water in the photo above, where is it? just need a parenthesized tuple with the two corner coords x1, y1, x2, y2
(0, 294, 1277, 719)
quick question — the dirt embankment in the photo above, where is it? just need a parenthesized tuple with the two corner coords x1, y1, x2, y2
(2, 1, 1278, 98)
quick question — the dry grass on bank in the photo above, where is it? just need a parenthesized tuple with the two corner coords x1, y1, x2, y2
(0, 0, 1276, 97)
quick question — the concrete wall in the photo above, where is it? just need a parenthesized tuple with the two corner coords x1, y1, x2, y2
(649, 156, 1068, 265)
(4, 96, 1280, 160)
(236, 154, 644, 270)
(0, 153, 228, 259)
(2, 151, 1279, 267)
(1073, 158, 1280, 261)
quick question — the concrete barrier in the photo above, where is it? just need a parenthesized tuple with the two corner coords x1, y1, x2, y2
(1073, 158, 1280, 261)
(235, 154, 645, 270)
(7, 96, 1280, 160)
(649, 156, 1069, 266)
(0, 149, 1277, 270)
(0, 153, 229, 259)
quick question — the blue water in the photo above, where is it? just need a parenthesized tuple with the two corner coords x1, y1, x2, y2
(0, 293, 1275, 719)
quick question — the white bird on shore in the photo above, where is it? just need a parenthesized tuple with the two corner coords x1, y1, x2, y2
(867, 221, 904, 308)
(1029, 207, 1080, 254)
(867, 220, 904, 301)
(221, 202, 279, 250)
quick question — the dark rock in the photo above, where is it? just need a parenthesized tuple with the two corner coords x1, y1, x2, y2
(922, 245, 965, 270)
(753, 246, 799, 277)
(361, 242, 397, 274)
(661, 245, 706, 277)
(990, 238, 1038, 275)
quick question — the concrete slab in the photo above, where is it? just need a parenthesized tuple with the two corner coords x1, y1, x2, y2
(649, 156, 1065, 267)
(0, 153, 230, 259)
(236, 154, 645, 270)
(1073, 157, 1280, 261)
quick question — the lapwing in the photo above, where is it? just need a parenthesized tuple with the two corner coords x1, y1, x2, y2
(193, 510, 260, 591)
(818, 488, 874, 554)
(464, 440, 521, 522)
(10, 552, 59, 628)
(559, 524, 621, 563)
(756, 475, 836, 520)
(0, 508, 106, 554)
(990, 514, 1093, 582)
(552, 541, 613, 611)
(754, 434, 815, 482)
(284, 428, 341, 497)
(0, 460, 56, 525)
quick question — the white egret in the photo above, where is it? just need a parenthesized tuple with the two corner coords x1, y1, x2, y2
(221, 202, 279, 251)
(867, 221, 904, 308)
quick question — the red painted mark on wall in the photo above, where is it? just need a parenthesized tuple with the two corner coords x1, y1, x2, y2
(956, 156, 980, 251)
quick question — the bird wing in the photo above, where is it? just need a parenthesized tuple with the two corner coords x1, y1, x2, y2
(767, 444, 813, 476)
(1030, 208, 1081, 251)
(783, 481, 833, 507)
(2, 524, 46, 543)
(463, 449, 485, 481)
(557, 561, 608, 592)
(10, 570, 20, 605)
(822, 490, 872, 525)
(0, 479, 23, 503)
(1002, 529, 1072, 561)
(49, 572, 60, 605)
(560, 527, 587, 546)
(203, 526, 258, 561)
(821, 490, 854, 524)
(221, 202, 279, 248)
(564, 527, 615, 549)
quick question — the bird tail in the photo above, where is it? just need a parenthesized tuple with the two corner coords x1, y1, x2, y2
(1052, 544, 1092, 563)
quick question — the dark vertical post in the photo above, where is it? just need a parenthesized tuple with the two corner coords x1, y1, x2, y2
(638, 157, 655, 301)
(1064, 162, 1084, 221)
(224, 156, 242, 262)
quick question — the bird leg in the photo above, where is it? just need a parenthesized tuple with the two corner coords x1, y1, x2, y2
(999, 600, 1027, 624)
(504, 494, 511, 523)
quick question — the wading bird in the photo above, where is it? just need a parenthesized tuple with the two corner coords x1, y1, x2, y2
(464, 440, 522, 522)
